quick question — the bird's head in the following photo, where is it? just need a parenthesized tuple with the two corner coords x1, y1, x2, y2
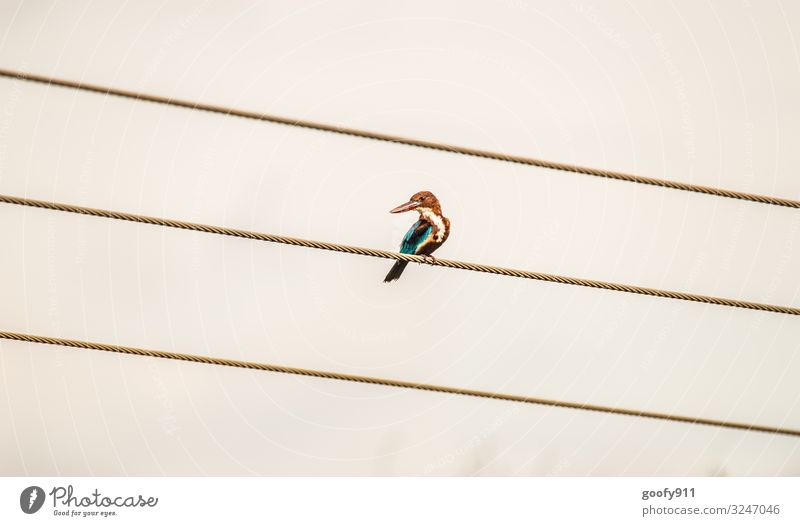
(389, 191, 442, 215)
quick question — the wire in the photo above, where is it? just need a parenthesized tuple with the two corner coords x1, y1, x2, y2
(1, 67, 798, 209)
(1, 330, 798, 438)
(2, 192, 798, 315)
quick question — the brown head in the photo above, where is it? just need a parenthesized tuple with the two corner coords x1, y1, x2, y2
(389, 191, 443, 215)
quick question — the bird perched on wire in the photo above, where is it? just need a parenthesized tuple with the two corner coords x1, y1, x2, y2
(384, 190, 450, 283)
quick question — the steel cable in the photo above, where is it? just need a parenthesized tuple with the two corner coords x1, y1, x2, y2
(1, 330, 798, 438)
(1, 67, 798, 209)
(1, 192, 798, 315)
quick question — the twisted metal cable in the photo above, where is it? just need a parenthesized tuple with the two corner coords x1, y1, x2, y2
(1, 67, 798, 209)
(2, 192, 799, 315)
(1, 330, 798, 438)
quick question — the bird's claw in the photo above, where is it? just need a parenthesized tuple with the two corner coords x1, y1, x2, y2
(421, 255, 437, 265)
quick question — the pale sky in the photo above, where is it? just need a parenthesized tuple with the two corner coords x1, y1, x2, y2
(1, 0, 799, 475)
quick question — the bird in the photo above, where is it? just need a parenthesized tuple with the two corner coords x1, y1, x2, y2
(384, 190, 450, 283)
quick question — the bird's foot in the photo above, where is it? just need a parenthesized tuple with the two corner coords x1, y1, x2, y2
(421, 255, 437, 265)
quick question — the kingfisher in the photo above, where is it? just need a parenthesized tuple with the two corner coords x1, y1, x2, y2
(384, 190, 450, 283)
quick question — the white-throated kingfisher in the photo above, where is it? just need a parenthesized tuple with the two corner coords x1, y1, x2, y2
(384, 190, 450, 282)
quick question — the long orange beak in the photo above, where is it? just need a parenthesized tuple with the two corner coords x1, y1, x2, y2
(389, 200, 419, 214)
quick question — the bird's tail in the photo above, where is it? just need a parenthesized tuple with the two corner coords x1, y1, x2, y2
(383, 260, 409, 283)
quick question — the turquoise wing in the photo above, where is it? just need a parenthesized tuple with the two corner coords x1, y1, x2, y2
(399, 221, 433, 254)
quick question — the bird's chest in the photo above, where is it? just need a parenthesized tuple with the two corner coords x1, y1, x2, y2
(420, 210, 447, 242)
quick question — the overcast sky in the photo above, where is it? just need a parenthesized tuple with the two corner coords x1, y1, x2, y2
(1, 0, 799, 475)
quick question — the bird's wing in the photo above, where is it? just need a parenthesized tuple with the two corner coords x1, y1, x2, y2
(399, 220, 433, 254)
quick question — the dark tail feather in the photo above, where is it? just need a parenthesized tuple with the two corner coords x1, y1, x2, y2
(384, 260, 409, 283)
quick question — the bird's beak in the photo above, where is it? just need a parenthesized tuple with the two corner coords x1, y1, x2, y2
(389, 200, 420, 214)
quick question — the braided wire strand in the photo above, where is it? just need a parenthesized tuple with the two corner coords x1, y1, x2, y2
(1, 330, 798, 437)
(1, 67, 799, 209)
(1, 193, 799, 315)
